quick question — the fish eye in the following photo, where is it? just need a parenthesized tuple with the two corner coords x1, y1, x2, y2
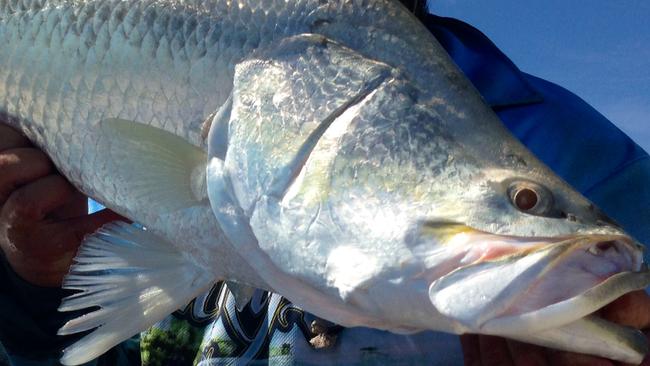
(508, 180, 554, 216)
(513, 187, 538, 211)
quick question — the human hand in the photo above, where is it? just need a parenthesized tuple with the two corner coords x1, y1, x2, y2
(0, 123, 125, 287)
(460, 290, 650, 366)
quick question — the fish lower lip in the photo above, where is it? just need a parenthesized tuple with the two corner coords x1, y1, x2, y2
(511, 314, 649, 364)
(480, 269, 650, 335)
(586, 315, 649, 362)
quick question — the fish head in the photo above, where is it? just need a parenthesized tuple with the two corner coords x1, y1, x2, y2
(411, 132, 649, 327)
(405, 162, 650, 362)
(206, 34, 649, 361)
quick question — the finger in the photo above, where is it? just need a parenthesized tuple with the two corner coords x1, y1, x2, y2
(0, 148, 53, 203)
(601, 291, 650, 330)
(38, 209, 129, 258)
(479, 335, 514, 366)
(48, 189, 88, 220)
(460, 334, 482, 366)
(548, 351, 613, 366)
(62, 208, 129, 242)
(2, 174, 76, 224)
(506, 340, 547, 366)
(3, 208, 127, 277)
(0, 124, 31, 151)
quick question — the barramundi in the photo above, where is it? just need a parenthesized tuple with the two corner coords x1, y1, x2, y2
(0, 0, 648, 364)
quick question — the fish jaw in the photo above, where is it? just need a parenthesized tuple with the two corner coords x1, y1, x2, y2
(425, 231, 647, 332)
(418, 229, 650, 363)
(517, 315, 649, 365)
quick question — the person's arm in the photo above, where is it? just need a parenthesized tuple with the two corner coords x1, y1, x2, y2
(0, 123, 125, 362)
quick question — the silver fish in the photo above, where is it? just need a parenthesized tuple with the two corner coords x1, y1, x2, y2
(0, 0, 647, 364)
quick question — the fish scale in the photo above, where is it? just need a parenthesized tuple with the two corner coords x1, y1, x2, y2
(1, 0, 262, 210)
(0, 1, 648, 365)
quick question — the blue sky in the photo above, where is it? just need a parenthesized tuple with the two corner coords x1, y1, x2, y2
(427, 0, 650, 152)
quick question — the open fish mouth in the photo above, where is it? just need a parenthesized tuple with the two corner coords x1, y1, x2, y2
(483, 263, 650, 364)
(475, 236, 646, 332)
(428, 234, 645, 329)
(417, 228, 650, 363)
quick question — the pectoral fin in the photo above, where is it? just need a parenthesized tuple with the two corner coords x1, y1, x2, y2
(99, 118, 207, 213)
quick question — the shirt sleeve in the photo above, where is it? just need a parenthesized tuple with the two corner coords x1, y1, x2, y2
(0, 254, 74, 362)
(0, 255, 142, 365)
(585, 157, 650, 248)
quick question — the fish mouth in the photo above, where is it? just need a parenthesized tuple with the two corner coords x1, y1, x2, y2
(480, 267, 650, 333)
(422, 231, 650, 362)
(483, 267, 650, 364)
(478, 236, 647, 333)
(422, 229, 648, 331)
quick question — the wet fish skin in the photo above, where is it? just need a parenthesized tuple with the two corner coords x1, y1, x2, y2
(206, 5, 650, 365)
(0, 0, 465, 362)
(0, 0, 647, 364)
(0, 0, 441, 283)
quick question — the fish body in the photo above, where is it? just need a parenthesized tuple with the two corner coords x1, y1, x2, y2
(0, 0, 647, 364)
